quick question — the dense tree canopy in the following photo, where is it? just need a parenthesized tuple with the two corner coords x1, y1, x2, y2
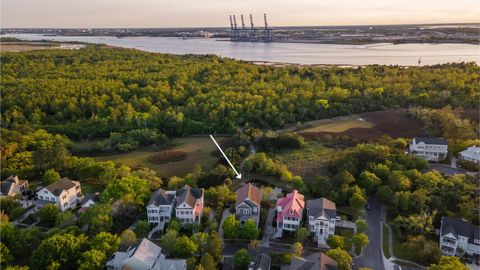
(1, 47, 478, 140)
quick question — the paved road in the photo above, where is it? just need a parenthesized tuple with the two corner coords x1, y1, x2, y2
(353, 198, 385, 270)
(427, 164, 466, 175)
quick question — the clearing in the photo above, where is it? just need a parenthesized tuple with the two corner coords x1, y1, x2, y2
(0, 41, 85, 52)
(93, 136, 230, 179)
(287, 110, 425, 141)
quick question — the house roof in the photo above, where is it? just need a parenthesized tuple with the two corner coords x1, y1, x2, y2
(122, 238, 162, 269)
(306, 198, 336, 220)
(276, 190, 305, 222)
(177, 185, 203, 208)
(235, 183, 261, 208)
(81, 192, 100, 205)
(251, 253, 271, 270)
(148, 189, 175, 207)
(44, 177, 78, 196)
(441, 216, 480, 244)
(414, 137, 448, 145)
(289, 252, 338, 270)
(1, 175, 28, 196)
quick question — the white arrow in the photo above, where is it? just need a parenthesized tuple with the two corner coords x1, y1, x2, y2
(209, 134, 242, 179)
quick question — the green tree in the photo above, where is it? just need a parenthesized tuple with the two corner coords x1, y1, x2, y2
(198, 253, 217, 270)
(355, 220, 368, 233)
(38, 204, 61, 226)
(79, 204, 112, 235)
(42, 169, 60, 187)
(241, 219, 259, 240)
(206, 232, 224, 262)
(119, 229, 136, 248)
(30, 233, 88, 270)
(77, 249, 106, 270)
(173, 236, 198, 258)
(295, 227, 309, 242)
(326, 248, 352, 270)
(160, 229, 178, 256)
(358, 171, 381, 193)
(0, 242, 13, 267)
(233, 249, 251, 270)
(291, 242, 303, 256)
(327, 235, 346, 250)
(89, 232, 120, 256)
(222, 215, 240, 239)
(428, 256, 468, 270)
(134, 220, 150, 238)
(352, 233, 369, 252)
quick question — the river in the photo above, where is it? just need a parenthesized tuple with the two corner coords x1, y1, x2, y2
(3, 34, 479, 66)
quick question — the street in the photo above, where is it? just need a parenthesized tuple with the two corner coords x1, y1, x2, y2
(353, 198, 385, 270)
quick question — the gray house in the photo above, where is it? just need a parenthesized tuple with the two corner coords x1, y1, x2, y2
(439, 216, 480, 257)
(289, 252, 338, 270)
(235, 183, 261, 225)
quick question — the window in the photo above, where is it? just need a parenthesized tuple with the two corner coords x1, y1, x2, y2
(63, 203, 67, 207)
(44, 190, 48, 194)
(62, 195, 67, 200)
(39, 196, 44, 200)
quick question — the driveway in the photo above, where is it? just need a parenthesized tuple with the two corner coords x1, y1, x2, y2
(353, 197, 385, 270)
(261, 207, 275, 247)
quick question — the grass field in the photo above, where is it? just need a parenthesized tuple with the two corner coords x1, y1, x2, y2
(0, 42, 59, 52)
(383, 224, 391, 258)
(93, 136, 229, 178)
(290, 110, 425, 141)
(272, 141, 336, 182)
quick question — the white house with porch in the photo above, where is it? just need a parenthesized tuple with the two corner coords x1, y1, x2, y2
(439, 216, 480, 257)
(175, 185, 204, 225)
(306, 198, 338, 246)
(409, 137, 448, 162)
(146, 189, 176, 229)
(459, 146, 480, 164)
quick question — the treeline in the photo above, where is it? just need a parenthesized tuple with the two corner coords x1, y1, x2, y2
(1, 46, 478, 139)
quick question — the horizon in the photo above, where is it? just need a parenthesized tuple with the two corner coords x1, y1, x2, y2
(2, 22, 479, 30)
(2, 0, 479, 28)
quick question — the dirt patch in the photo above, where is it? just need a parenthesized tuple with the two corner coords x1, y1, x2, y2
(299, 110, 425, 141)
(149, 150, 188, 164)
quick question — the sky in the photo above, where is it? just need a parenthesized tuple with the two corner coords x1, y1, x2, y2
(1, 0, 479, 28)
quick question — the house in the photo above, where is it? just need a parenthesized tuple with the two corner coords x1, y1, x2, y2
(36, 177, 83, 212)
(306, 198, 338, 245)
(235, 183, 261, 226)
(459, 146, 480, 164)
(146, 189, 176, 226)
(249, 253, 271, 270)
(289, 252, 338, 270)
(79, 192, 100, 212)
(175, 185, 204, 225)
(439, 216, 480, 257)
(105, 238, 186, 270)
(275, 190, 305, 236)
(0, 175, 28, 197)
(409, 137, 448, 162)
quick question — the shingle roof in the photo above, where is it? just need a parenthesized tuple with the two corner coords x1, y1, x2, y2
(441, 216, 480, 244)
(177, 185, 203, 208)
(1, 175, 28, 196)
(148, 189, 175, 206)
(235, 183, 261, 208)
(290, 252, 338, 270)
(123, 238, 162, 269)
(414, 137, 448, 145)
(45, 177, 77, 196)
(81, 192, 100, 205)
(306, 198, 336, 220)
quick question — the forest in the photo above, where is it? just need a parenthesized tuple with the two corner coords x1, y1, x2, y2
(1, 46, 479, 141)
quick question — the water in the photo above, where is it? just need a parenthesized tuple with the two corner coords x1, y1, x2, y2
(3, 34, 479, 66)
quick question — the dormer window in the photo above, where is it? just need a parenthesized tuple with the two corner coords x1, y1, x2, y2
(289, 209, 293, 215)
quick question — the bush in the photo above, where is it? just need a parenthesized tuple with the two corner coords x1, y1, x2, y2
(9, 206, 27, 221)
(149, 150, 187, 164)
(457, 159, 479, 172)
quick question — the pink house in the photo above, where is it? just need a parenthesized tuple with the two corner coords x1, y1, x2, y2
(275, 190, 305, 235)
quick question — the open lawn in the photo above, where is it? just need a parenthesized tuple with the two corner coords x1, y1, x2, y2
(93, 136, 230, 178)
(291, 110, 425, 141)
(0, 42, 59, 52)
(383, 223, 391, 258)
